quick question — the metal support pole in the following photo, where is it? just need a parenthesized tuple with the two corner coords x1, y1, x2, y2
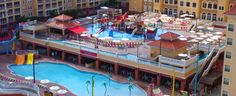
(33, 55, 36, 83)
(194, 43, 199, 96)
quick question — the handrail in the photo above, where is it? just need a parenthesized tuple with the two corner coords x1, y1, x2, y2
(201, 46, 224, 77)
(0, 73, 40, 96)
(189, 47, 216, 87)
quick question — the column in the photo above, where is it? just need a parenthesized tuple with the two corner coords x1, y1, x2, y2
(180, 79, 186, 91)
(95, 59, 100, 70)
(32, 43, 36, 50)
(47, 47, 50, 57)
(156, 74, 161, 87)
(114, 63, 119, 75)
(78, 55, 81, 65)
(134, 69, 140, 81)
(62, 51, 65, 61)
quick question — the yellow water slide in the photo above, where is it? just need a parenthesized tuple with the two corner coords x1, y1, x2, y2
(27, 53, 34, 65)
(15, 54, 25, 65)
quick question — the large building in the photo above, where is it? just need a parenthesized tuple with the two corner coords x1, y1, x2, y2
(222, 3, 236, 96)
(129, 0, 235, 22)
(0, 0, 105, 33)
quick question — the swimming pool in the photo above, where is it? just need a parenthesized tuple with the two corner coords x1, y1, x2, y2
(9, 62, 147, 96)
(85, 24, 167, 40)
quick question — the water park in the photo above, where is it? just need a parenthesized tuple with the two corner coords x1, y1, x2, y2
(0, 7, 226, 96)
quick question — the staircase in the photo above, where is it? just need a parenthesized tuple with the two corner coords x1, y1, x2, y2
(189, 47, 216, 88)
(189, 47, 224, 90)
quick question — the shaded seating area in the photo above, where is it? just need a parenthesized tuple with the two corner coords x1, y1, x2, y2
(200, 71, 222, 94)
(46, 14, 80, 39)
(118, 66, 135, 78)
(148, 32, 188, 60)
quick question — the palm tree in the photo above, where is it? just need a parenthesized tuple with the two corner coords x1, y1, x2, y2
(103, 82, 107, 96)
(86, 80, 91, 94)
(127, 76, 133, 83)
(128, 84, 133, 96)
(108, 73, 112, 86)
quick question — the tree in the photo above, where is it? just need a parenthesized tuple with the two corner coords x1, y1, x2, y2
(103, 82, 107, 96)
(103, 0, 118, 8)
(108, 73, 112, 86)
(128, 84, 133, 96)
(86, 80, 91, 94)
(49, 10, 58, 18)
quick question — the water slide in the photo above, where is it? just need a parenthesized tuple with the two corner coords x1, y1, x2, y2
(15, 55, 25, 65)
(26, 53, 34, 65)
(131, 27, 138, 36)
(96, 26, 105, 34)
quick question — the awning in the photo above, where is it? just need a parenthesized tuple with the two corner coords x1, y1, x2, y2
(68, 26, 87, 34)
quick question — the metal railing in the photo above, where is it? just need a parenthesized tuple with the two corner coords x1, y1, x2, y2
(0, 73, 40, 96)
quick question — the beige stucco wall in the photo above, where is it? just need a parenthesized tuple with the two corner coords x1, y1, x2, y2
(221, 15, 236, 96)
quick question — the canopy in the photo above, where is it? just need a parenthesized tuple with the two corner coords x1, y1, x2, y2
(68, 26, 87, 34)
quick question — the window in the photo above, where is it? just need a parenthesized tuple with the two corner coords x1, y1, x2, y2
(155, 0, 159, 3)
(174, 0, 178, 4)
(222, 90, 228, 96)
(224, 65, 231, 72)
(192, 2, 196, 8)
(202, 2, 206, 8)
(223, 78, 229, 85)
(227, 38, 233, 45)
(226, 51, 232, 59)
(208, 3, 212, 9)
(180, 1, 184, 6)
(186, 2, 190, 7)
(228, 24, 234, 32)
(202, 13, 206, 19)
(169, 9, 172, 15)
(213, 4, 217, 9)
(207, 13, 211, 20)
(165, 0, 168, 4)
(169, 0, 173, 4)
(212, 14, 217, 21)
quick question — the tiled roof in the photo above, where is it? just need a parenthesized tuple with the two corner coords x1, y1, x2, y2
(53, 14, 73, 21)
(46, 21, 79, 30)
(160, 32, 179, 41)
(148, 39, 188, 50)
(225, 2, 236, 15)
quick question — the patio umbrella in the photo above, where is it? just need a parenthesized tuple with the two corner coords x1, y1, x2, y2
(50, 86, 60, 91)
(184, 17, 191, 20)
(98, 37, 105, 40)
(215, 31, 223, 35)
(205, 33, 213, 37)
(197, 26, 204, 29)
(105, 37, 113, 40)
(190, 35, 197, 38)
(80, 34, 88, 37)
(92, 34, 99, 37)
(25, 76, 34, 80)
(196, 37, 204, 40)
(40, 79, 50, 84)
(121, 38, 129, 41)
(112, 40, 121, 43)
(200, 35, 208, 38)
(57, 89, 68, 94)
(178, 53, 188, 57)
(189, 31, 196, 33)
(201, 41, 209, 44)
(196, 32, 204, 35)
(207, 27, 214, 31)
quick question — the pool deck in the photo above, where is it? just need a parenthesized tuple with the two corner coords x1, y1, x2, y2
(0, 55, 182, 96)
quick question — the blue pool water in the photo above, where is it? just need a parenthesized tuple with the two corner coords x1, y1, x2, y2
(85, 24, 167, 40)
(9, 62, 147, 96)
